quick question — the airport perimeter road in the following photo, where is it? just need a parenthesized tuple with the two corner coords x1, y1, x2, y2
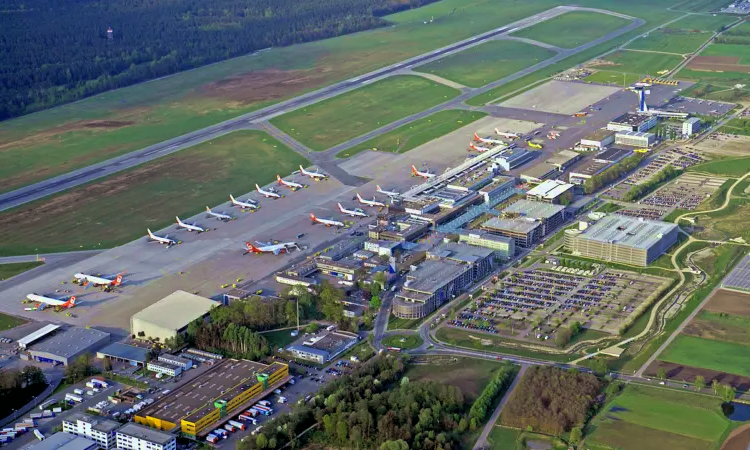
(473, 364, 528, 450)
(0, 6, 638, 211)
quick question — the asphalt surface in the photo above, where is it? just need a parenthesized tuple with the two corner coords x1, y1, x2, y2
(0, 6, 642, 211)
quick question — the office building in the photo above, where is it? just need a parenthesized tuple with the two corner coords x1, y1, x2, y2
(526, 179, 574, 204)
(116, 424, 175, 450)
(683, 117, 701, 136)
(580, 129, 615, 149)
(607, 113, 657, 132)
(146, 361, 182, 377)
(520, 162, 559, 183)
(615, 131, 656, 147)
(62, 414, 120, 449)
(286, 332, 359, 364)
(157, 354, 192, 370)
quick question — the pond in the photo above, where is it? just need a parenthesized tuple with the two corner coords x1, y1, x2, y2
(722, 402, 750, 421)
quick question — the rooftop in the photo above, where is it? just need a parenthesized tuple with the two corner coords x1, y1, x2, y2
(722, 254, 750, 291)
(615, 130, 655, 138)
(502, 199, 565, 220)
(576, 215, 677, 250)
(595, 147, 631, 163)
(582, 129, 615, 141)
(526, 179, 574, 200)
(404, 259, 467, 294)
(446, 165, 493, 190)
(27, 327, 109, 358)
(64, 413, 120, 433)
(306, 332, 358, 352)
(521, 162, 559, 180)
(546, 150, 580, 167)
(18, 324, 60, 349)
(97, 342, 149, 363)
(131, 291, 218, 331)
(432, 242, 494, 263)
(459, 230, 515, 244)
(116, 423, 174, 445)
(570, 160, 610, 177)
(158, 353, 191, 366)
(26, 432, 96, 450)
(495, 147, 534, 163)
(610, 112, 651, 126)
(479, 176, 515, 193)
(481, 216, 542, 234)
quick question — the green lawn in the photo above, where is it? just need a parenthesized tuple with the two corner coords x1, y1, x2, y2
(661, 334, 750, 376)
(404, 356, 507, 401)
(701, 42, 750, 64)
(487, 426, 522, 450)
(435, 326, 574, 362)
(666, 14, 737, 32)
(416, 40, 556, 88)
(627, 30, 714, 54)
(0, 261, 44, 280)
(262, 329, 300, 351)
(718, 118, 750, 136)
(684, 310, 750, 345)
(270, 75, 460, 151)
(689, 156, 750, 177)
(596, 50, 684, 75)
(511, 11, 631, 49)
(0, 130, 308, 256)
(381, 333, 424, 350)
(674, 0, 734, 12)
(387, 315, 428, 331)
(0, 312, 28, 331)
(584, 70, 643, 86)
(336, 110, 486, 158)
(595, 202, 625, 213)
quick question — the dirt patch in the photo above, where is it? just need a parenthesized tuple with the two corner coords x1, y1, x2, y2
(645, 360, 750, 390)
(691, 56, 741, 65)
(704, 289, 750, 316)
(194, 68, 334, 105)
(687, 56, 750, 73)
(81, 120, 134, 128)
(721, 423, 750, 450)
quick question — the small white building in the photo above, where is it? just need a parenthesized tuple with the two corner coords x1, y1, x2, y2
(62, 414, 120, 449)
(157, 354, 192, 370)
(116, 424, 175, 450)
(683, 117, 701, 137)
(146, 360, 182, 377)
(614, 131, 655, 147)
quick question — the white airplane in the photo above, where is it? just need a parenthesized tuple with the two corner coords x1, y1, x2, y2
(25, 294, 76, 309)
(244, 241, 299, 255)
(299, 165, 328, 180)
(356, 193, 386, 208)
(474, 133, 504, 145)
(276, 175, 304, 190)
(256, 184, 282, 199)
(147, 229, 177, 248)
(310, 213, 344, 228)
(376, 185, 399, 198)
(338, 203, 368, 218)
(469, 142, 492, 153)
(205, 206, 234, 222)
(494, 129, 519, 139)
(230, 194, 259, 211)
(74, 273, 124, 288)
(176, 216, 206, 233)
(411, 165, 436, 179)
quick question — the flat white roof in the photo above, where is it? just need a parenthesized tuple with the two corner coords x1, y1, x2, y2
(526, 180, 574, 200)
(131, 290, 217, 332)
(18, 324, 60, 349)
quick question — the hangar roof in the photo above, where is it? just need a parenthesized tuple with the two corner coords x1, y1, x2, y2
(131, 290, 218, 331)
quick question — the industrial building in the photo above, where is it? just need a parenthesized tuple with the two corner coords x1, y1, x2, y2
(520, 162, 559, 183)
(131, 291, 218, 342)
(368, 213, 430, 241)
(477, 176, 516, 203)
(492, 148, 536, 171)
(546, 150, 582, 171)
(500, 200, 565, 236)
(96, 342, 149, 367)
(158, 354, 192, 370)
(116, 424, 175, 450)
(569, 160, 611, 185)
(580, 129, 615, 149)
(135, 359, 289, 438)
(480, 216, 542, 248)
(392, 244, 494, 318)
(26, 432, 98, 450)
(564, 215, 678, 266)
(147, 360, 183, 377)
(607, 113, 657, 132)
(594, 147, 631, 164)
(615, 131, 656, 147)
(22, 326, 110, 366)
(457, 231, 515, 259)
(286, 331, 359, 363)
(683, 117, 701, 137)
(526, 179, 574, 204)
(62, 413, 120, 449)
(315, 257, 361, 281)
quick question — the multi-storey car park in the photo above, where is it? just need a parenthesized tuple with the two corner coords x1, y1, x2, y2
(135, 359, 289, 439)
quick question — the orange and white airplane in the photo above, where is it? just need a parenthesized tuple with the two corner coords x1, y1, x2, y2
(25, 294, 76, 310)
(338, 203, 368, 218)
(276, 175, 304, 190)
(299, 165, 328, 180)
(376, 185, 399, 198)
(256, 184, 282, 199)
(474, 133, 504, 145)
(310, 213, 344, 228)
(356, 193, 386, 208)
(411, 165, 436, 179)
(176, 216, 207, 233)
(494, 129, 519, 139)
(230, 194, 259, 210)
(147, 229, 177, 248)
(469, 142, 492, 153)
(244, 241, 299, 255)
(74, 273, 123, 288)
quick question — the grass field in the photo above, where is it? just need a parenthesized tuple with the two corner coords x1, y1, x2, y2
(381, 334, 423, 350)
(487, 426, 522, 450)
(0, 131, 308, 256)
(692, 198, 750, 241)
(719, 118, 750, 136)
(270, 75, 460, 151)
(336, 110, 486, 158)
(701, 42, 750, 64)
(0, 312, 27, 331)
(0, 261, 44, 280)
(627, 30, 714, 54)
(262, 329, 299, 351)
(667, 14, 738, 32)
(415, 40, 556, 88)
(595, 50, 684, 75)
(661, 334, 750, 376)
(404, 356, 507, 401)
(684, 310, 750, 345)
(674, 0, 734, 12)
(689, 156, 750, 177)
(584, 70, 643, 86)
(511, 11, 631, 49)
(588, 384, 730, 450)
(435, 326, 573, 362)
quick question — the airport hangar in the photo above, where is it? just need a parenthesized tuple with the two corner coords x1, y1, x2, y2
(18, 324, 111, 366)
(131, 291, 218, 342)
(135, 359, 289, 439)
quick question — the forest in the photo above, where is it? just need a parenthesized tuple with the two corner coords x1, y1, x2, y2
(0, 0, 437, 121)
(0, 366, 47, 418)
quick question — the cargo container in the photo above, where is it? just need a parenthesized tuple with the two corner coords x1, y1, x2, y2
(29, 413, 43, 419)
(238, 414, 252, 422)
(246, 408, 259, 417)
(1, 431, 17, 439)
(23, 419, 36, 427)
(39, 399, 57, 411)
(65, 394, 83, 403)
(224, 424, 235, 433)
(86, 391, 95, 396)
(34, 430, 44, 441)
(214, 429, 229, 439)
(73, 389, 84, 396)
(228, 420, 246, 431)
(52, 407, 62, 414)
(206, 434, 219, 444)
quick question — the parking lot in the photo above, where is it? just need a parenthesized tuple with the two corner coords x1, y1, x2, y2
(614, 207, 667, 220)
(663, 97, 735, 116)
(641, 173, 727, 210)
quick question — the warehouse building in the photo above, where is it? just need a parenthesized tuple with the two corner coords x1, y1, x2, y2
(23, 326, 110, 366)
(26, 432, 98, 450)
(564, 215, 678, 266)
(287, 331, 359, 364)
(62, 413, 120, 449)
(492, 148, 537, 171)
(607, 112, 657, 132)
(96, 342, 149, 367)
(569, 160, 610, 185)
(158, 354, 192, 370)
(546, 150, 582, 171)
(520, 162, 559, 183)
(116, 424, 175, 450)
(131, 291, 218, 342)
(526, 179, 574, 205)
(615, 131, 656, 147)
(457, 231, 515, 259)
(135, 359, 289, 438)
(594, 147, 631, 164)
(500, 200, 565, 236)
(579, 129, 615, 149)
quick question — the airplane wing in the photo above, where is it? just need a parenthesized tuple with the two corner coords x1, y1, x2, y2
(256, 241, 271, 247)
(273, 248, 281, 255)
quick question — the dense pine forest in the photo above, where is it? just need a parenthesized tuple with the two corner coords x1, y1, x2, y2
(0, 0, 436, 121)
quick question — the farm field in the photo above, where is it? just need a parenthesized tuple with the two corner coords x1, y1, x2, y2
(486, 426, 521, 450)
(660, 334, 750, 376)
(688, 156, 750, 177)
(0, 261, 44, 280)
(336, 110, 486, 158)
(704, 289, 750, 316)
(0, 131, 308, 256)
(587, 384, 730, 450)
(593, 50, 684, 75)
(270, 75, 460, 151)
(677, 41, 750, 100)
(675, 0, 735, 12)
(626, 30, 714, 54)
(510, 11, 631, 49)
(584, 70, 643, 86)
(700, 43, 750, 64)
(683, 310, 750, 345)
(404, 356, 507, 401)
(415, 40, 556, 88)
(644, 360, 750, 390)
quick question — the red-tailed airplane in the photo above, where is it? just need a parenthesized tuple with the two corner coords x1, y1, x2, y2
(276, 175, 304, 190)
(411, 165, 436, 179)
(469, 142, 491, 153)
(25, 294, 76, 311)
(244, 241, 299, 255)
(473, 133, 504, 145)
(74, 272, 124, 290)
(310, 213, 344, 228)
(494, 129, 519, 139)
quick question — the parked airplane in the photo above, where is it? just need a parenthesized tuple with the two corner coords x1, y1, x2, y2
(411, 165, 436, 179)
(469, 142, 491, 153)
(338, 203, 368, 218)
(244, 241, 299, 255)
(473, 133, 504, 145)
(356, 193, 386, 208)
(276, 175, 304, 190)
(176, 216, 207, 233)
(256, 184, 282, 199)
(147, 229, 177, 248)
(310, 213, 344, 228)
(376, 185, 399, 198)
(205, 207, 234, 222)
(299, 165, 328, 180)
(73, 273, 124, 289)
(25, 294, 76, 309)
(494, 129, 519, 139)
(230, 194, 259, 210)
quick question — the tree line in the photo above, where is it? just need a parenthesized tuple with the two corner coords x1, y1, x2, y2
(0, 0, 438, 121)
(623, 165, 682, 202)
(0, 366, 48, 418)
(583, 154, 645, 194)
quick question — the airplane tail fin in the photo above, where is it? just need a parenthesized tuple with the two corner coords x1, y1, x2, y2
(206, 206, 211, 213)
(176, 216, 183, 225)
(299, 165, 304, 172)
(411, 165, 418, 175)
(245, 241, 258, 252)
(338, 203, 344, 212)
(230, 194, 236, 204)
(357, 193, 363, 201)
(277, 175, 283, 184)
(147, 229, 155, 238)
(474, 133, 481, 141)
(310, 213, 317, 222)
(495, 128, 501, 135)
(64, 296, 76, 308)
(114, 274, 123, 286)
(255, 184, 261, 191)
(376, 185, 382, 192)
